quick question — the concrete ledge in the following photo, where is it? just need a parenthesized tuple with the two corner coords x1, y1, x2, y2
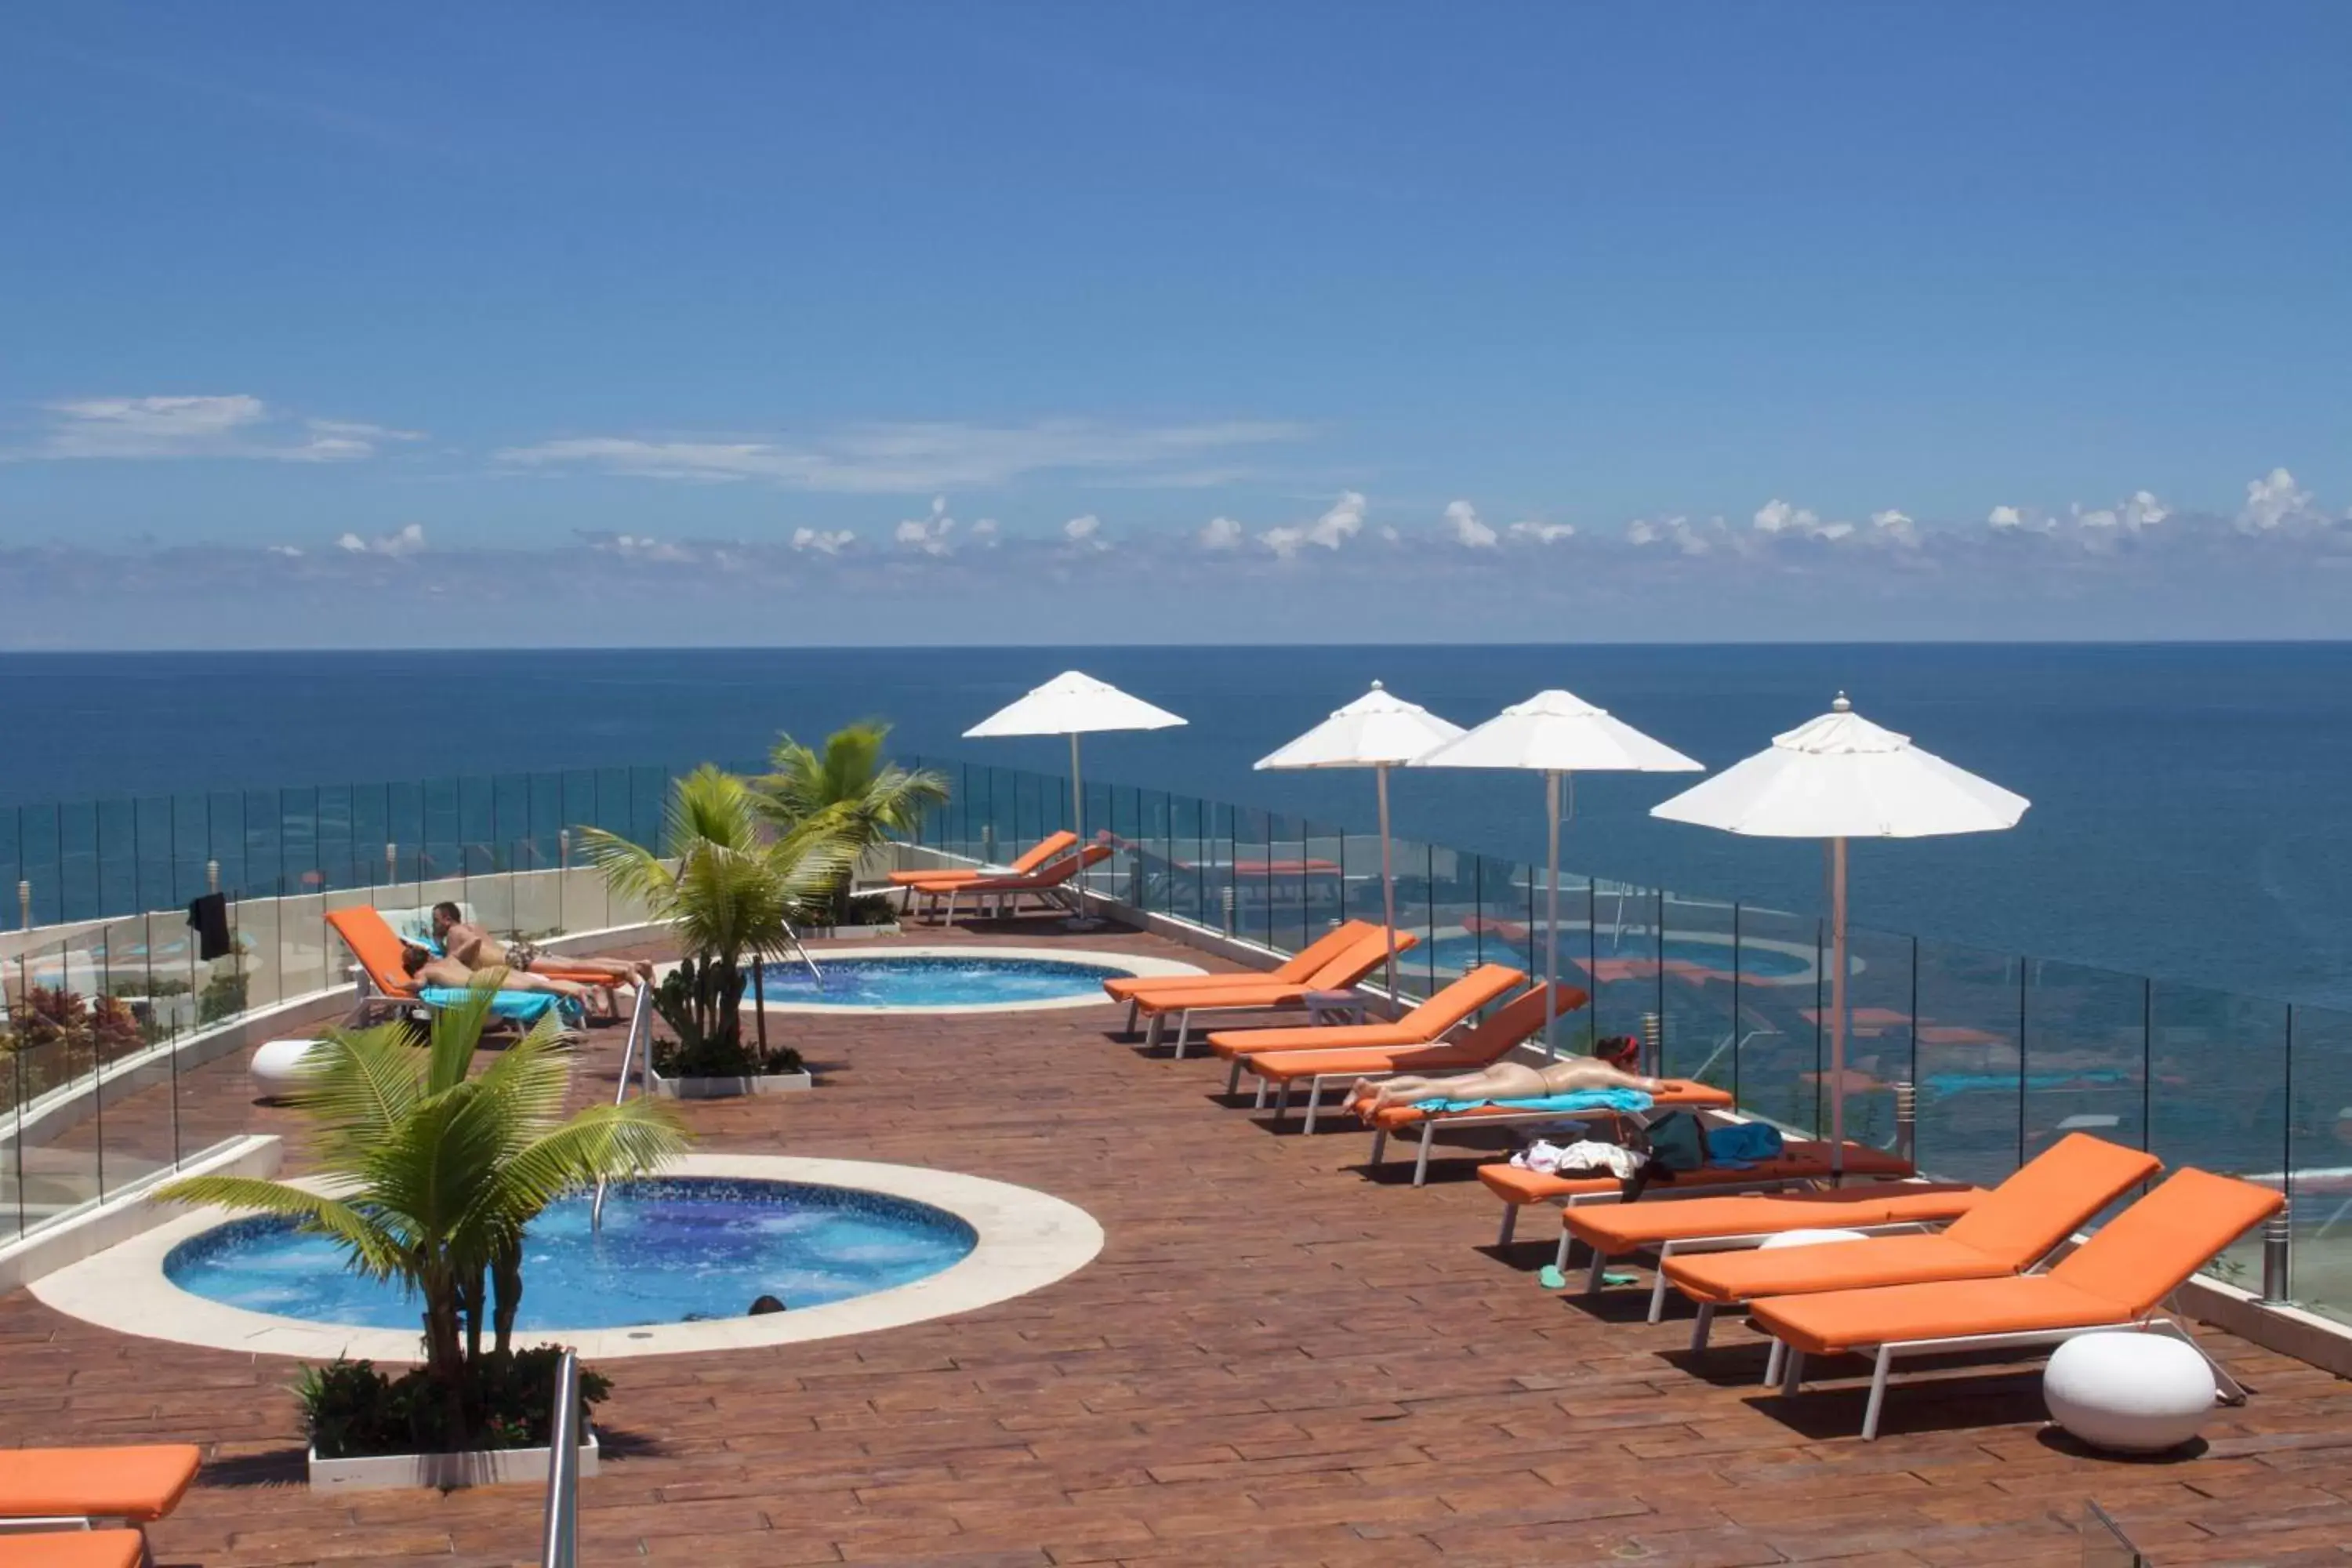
(0, 1133, 281, 1296)
(2178, 1275, 2352, 1380)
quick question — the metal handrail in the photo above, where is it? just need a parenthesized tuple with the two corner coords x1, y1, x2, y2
(778, 920, 825, 989)
(539, 1347, 582, 1568)
(589, 982, 655, 1232)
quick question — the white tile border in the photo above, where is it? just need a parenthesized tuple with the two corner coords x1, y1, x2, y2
(711, 943, 1204, 1016)
(31, 1152, 1105, 1363)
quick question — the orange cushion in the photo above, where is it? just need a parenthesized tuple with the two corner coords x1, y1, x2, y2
(1251, 1039, 1519, 1083)
(0, 1443, 201, 1522)
(1206, 1023, 1429, 1060)
(1750, 1273, 2128, 1357)
(1663, 1232, 2013, 1305)
(1359, 1080, 1735, 1128)
(1563, 1185, 1983, 1254)
(1938, 1132, 2161, 1268)
(1128, 982, 1314, 1016)
(0, 1532, 147, 1568)
(1102, 971, 1269, 1001)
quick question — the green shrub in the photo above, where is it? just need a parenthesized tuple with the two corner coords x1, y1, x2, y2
(296, 1349, 610, 1459)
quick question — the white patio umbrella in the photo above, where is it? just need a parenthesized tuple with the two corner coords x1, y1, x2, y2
(965, 670, 1186, 927)
(1255, 681, 1464, 999)
(1411, 689, 1703, 1058)
(1650, 693, 2028, 1173)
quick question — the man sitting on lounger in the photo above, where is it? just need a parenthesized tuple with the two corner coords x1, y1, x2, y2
(1353, 1054, 1665, 1113)
(431, 902, 652, 984)
(401, 945, 597, 1004)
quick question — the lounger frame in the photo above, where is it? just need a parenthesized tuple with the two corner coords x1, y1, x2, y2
(1766, 1312, 2245, 1441)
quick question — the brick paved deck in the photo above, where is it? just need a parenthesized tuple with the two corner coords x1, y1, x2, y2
(6, 920, 2351, 1566)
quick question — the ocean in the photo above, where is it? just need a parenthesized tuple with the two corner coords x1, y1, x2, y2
(1, 642, 2347, 1010)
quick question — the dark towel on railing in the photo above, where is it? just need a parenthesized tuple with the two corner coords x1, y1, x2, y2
(187, 892, 232, 961)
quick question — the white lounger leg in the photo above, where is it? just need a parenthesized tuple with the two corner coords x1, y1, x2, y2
(1368, 1129, 1388, 1167)
(1582, 1245, 1605, 1292)
(1763, 1338, 1784, 1388)
(1230, 1057, 1247, 1095)
(1689, 1302, 1716, 1354)
(1497, 1205, 1519, 1247)
(1860, 1346, 1895, 1440)
(1778, 1347, 1806, 1397)
(1412, 1123, 1436, 1186)
(1274, 1082, 1293, 1120)
(2145, 1317, 2249, 1404)
(1126, 1000, 1139, 1036)
(1173, 1013, 1192, 1058)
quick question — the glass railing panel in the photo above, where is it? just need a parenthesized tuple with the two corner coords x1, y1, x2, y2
(20, 804, 61, 927)
(1380, 835, 1437, 1002)
(2020, 959, 2150, 1165)
(1911, 936, 2026, 1186)
(1229, 804, 1272, 950)
(456, 774, 495, 855)
(93, 917, 176, 1200)
(169, 792, 209, 909)
(1660, 891, 1739, 1090)
(133, 794, 175, 914)
(5, 937, 101, 1233)
(317, 784, 354, 892)
(1723, 902, 1821, 1137)
(280, 786, 320, 903)
(1262, 811, 1308, 954)
(2150, 981, 2288, 1288)
(92, 797, 134, 920)
(1083, 779, 1115, 905)
(1584, 879, 1660, 1063)
(236, 883, 287, 1013)
(58, 798, 99, 924)
(1823, 923, 1918, 1156)
(0, 808, 20, 933)
(511, 848, 564, 939)
(2288, 1002, 2352, 1326)
(278, 879, 329, 1001)
(1156, 793, 1202, 927)
(492, 772, 530, 854)
(1422, 837, 1479, 997)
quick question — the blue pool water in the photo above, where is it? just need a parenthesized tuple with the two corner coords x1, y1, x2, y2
(1423, 932, 1810, 980)
(163, 1178, 977, 1330)
(749, 955, 1126, 1007)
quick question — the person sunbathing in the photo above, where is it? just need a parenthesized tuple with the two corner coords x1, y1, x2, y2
(431, 902, 652, 984)
(401, 945, 597, 1004)
(1353, 1054, 1665, 1114)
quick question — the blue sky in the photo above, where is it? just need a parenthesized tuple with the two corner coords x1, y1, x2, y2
(2, 2, 2348, 645)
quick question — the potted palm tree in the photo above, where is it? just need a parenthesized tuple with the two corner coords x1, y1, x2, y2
(154, 982, 686, 1490)
(758, 722, 949, 934)
(581, 764, 851, 1098)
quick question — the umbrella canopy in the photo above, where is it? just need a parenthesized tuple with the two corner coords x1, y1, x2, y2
(1414, 690, 1702, 1056)
(965, 671, 1186, 924)
(964, 670, 1187, 740)
(1650, 697, 2025, 840)
(1650, 693, 2027, 1171)
(1256, 681, 1464, 997)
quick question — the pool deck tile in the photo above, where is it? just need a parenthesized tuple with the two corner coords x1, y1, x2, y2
(4, 918, 2351, 1565)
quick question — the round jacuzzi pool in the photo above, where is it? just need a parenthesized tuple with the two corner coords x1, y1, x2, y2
(163, 1178, 978, 1330)
(742, 945, 1203, 1013)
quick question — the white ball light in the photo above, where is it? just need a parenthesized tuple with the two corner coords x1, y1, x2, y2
(249, 1038, 327, 1102)
(2043, 1332, 2216, 1453)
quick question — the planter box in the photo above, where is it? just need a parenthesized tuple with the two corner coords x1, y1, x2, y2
(309, 1428, 598, 1491)
(649, 1067, 814, 1099)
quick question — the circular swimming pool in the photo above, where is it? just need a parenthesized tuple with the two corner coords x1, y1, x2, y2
(1423, 931, 1813, 982)
(165, 1178, 978, 1330)
(742, 945, 1203, 1013)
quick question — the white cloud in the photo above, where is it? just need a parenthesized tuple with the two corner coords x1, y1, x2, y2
(790, 526, 855, 556)
(264, 544, 304, 557)
(1509, 520, 1575, 544)
(494, 417, 1310, 494)
(969, 517, 1000, 547)
(1626, 515, 1718, 555)
(590, 532, 695, 562)
(1869, 508, 1921, 547)
(2238, 467, 2322, 532)
(24, 395, 419, 462)
(1261, 490, 1367, 559)
(895, 495, 958, 555)
(1199, 515, 1244, 550)
(1443, 499, 1497, 549)
(1751, 499, 1853, 542)
(335, 523, 426, 557)
(1062, 514, 1105, 550)
(1987, 504, 2028, 530)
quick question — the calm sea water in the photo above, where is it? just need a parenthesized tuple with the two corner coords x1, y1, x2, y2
(1, 643, 2347, 1010)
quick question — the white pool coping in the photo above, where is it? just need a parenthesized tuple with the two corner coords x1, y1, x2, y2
(720, 943, 1205, 1015)
(31, 1153, 1106, 1362)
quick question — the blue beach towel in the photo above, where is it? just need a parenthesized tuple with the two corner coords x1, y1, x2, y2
(1703, 1121, 1785, 1170)
(419, 986, 583, 1026)
(1421, 1087, 1654, 1115)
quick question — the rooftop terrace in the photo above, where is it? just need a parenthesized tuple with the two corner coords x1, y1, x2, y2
(8, 920, 2352, 1567)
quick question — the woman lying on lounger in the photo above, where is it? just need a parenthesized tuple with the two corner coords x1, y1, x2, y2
(1352, 1054, 1665, 1113)
(401, 946, 601, 1008)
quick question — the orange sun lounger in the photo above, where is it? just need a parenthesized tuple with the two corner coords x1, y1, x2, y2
(906, 843, 1112, 927)
(886, 830, 1078, 891)
(1661, 1131, 2164, 1356)
(0, 1533, 147, 1568)
(1123, 927, 1421, 1058)
(1205, 960, 1525, 1066)
(1749, 1165, 2281, 1439)
(1227, 978, 1580, 1132)
(1483, 1136, 1928, 1247)
(0, 1442, 201, 1562)
(325, 903, 627, 993)
(1356, 1079, 1736, 1186)
(1100, 919, 1377, 1029)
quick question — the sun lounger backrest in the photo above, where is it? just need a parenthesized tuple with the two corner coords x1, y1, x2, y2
(324, 906, 417, 996)
(1272, 920, 1380, 982)
(1455, 982, 1587, 1057)
(2049, 1167, 2284, 1316)
(1008, 830, 1080, 874)
(1306, 929, 1419, 990)
(1396, 964, 1526, 1033)
(1937, 1133, 2161, 1267)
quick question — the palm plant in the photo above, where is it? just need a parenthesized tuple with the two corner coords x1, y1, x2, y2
(580, 764, 854, 1067)
(758, 722, 949, 923)
(154, 982, 684, 1450)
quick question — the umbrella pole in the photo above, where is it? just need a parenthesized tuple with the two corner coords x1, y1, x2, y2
(1830, 834, 1849, 1178)
(1544, 770, 1562, 1061)
(1377, 762, 1397, 1005)
(1067, 731, 1096, 929)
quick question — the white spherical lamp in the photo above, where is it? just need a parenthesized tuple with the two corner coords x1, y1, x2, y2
(250, 1038, 328, 1102)
(2043, 1332, 2216, 1453)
